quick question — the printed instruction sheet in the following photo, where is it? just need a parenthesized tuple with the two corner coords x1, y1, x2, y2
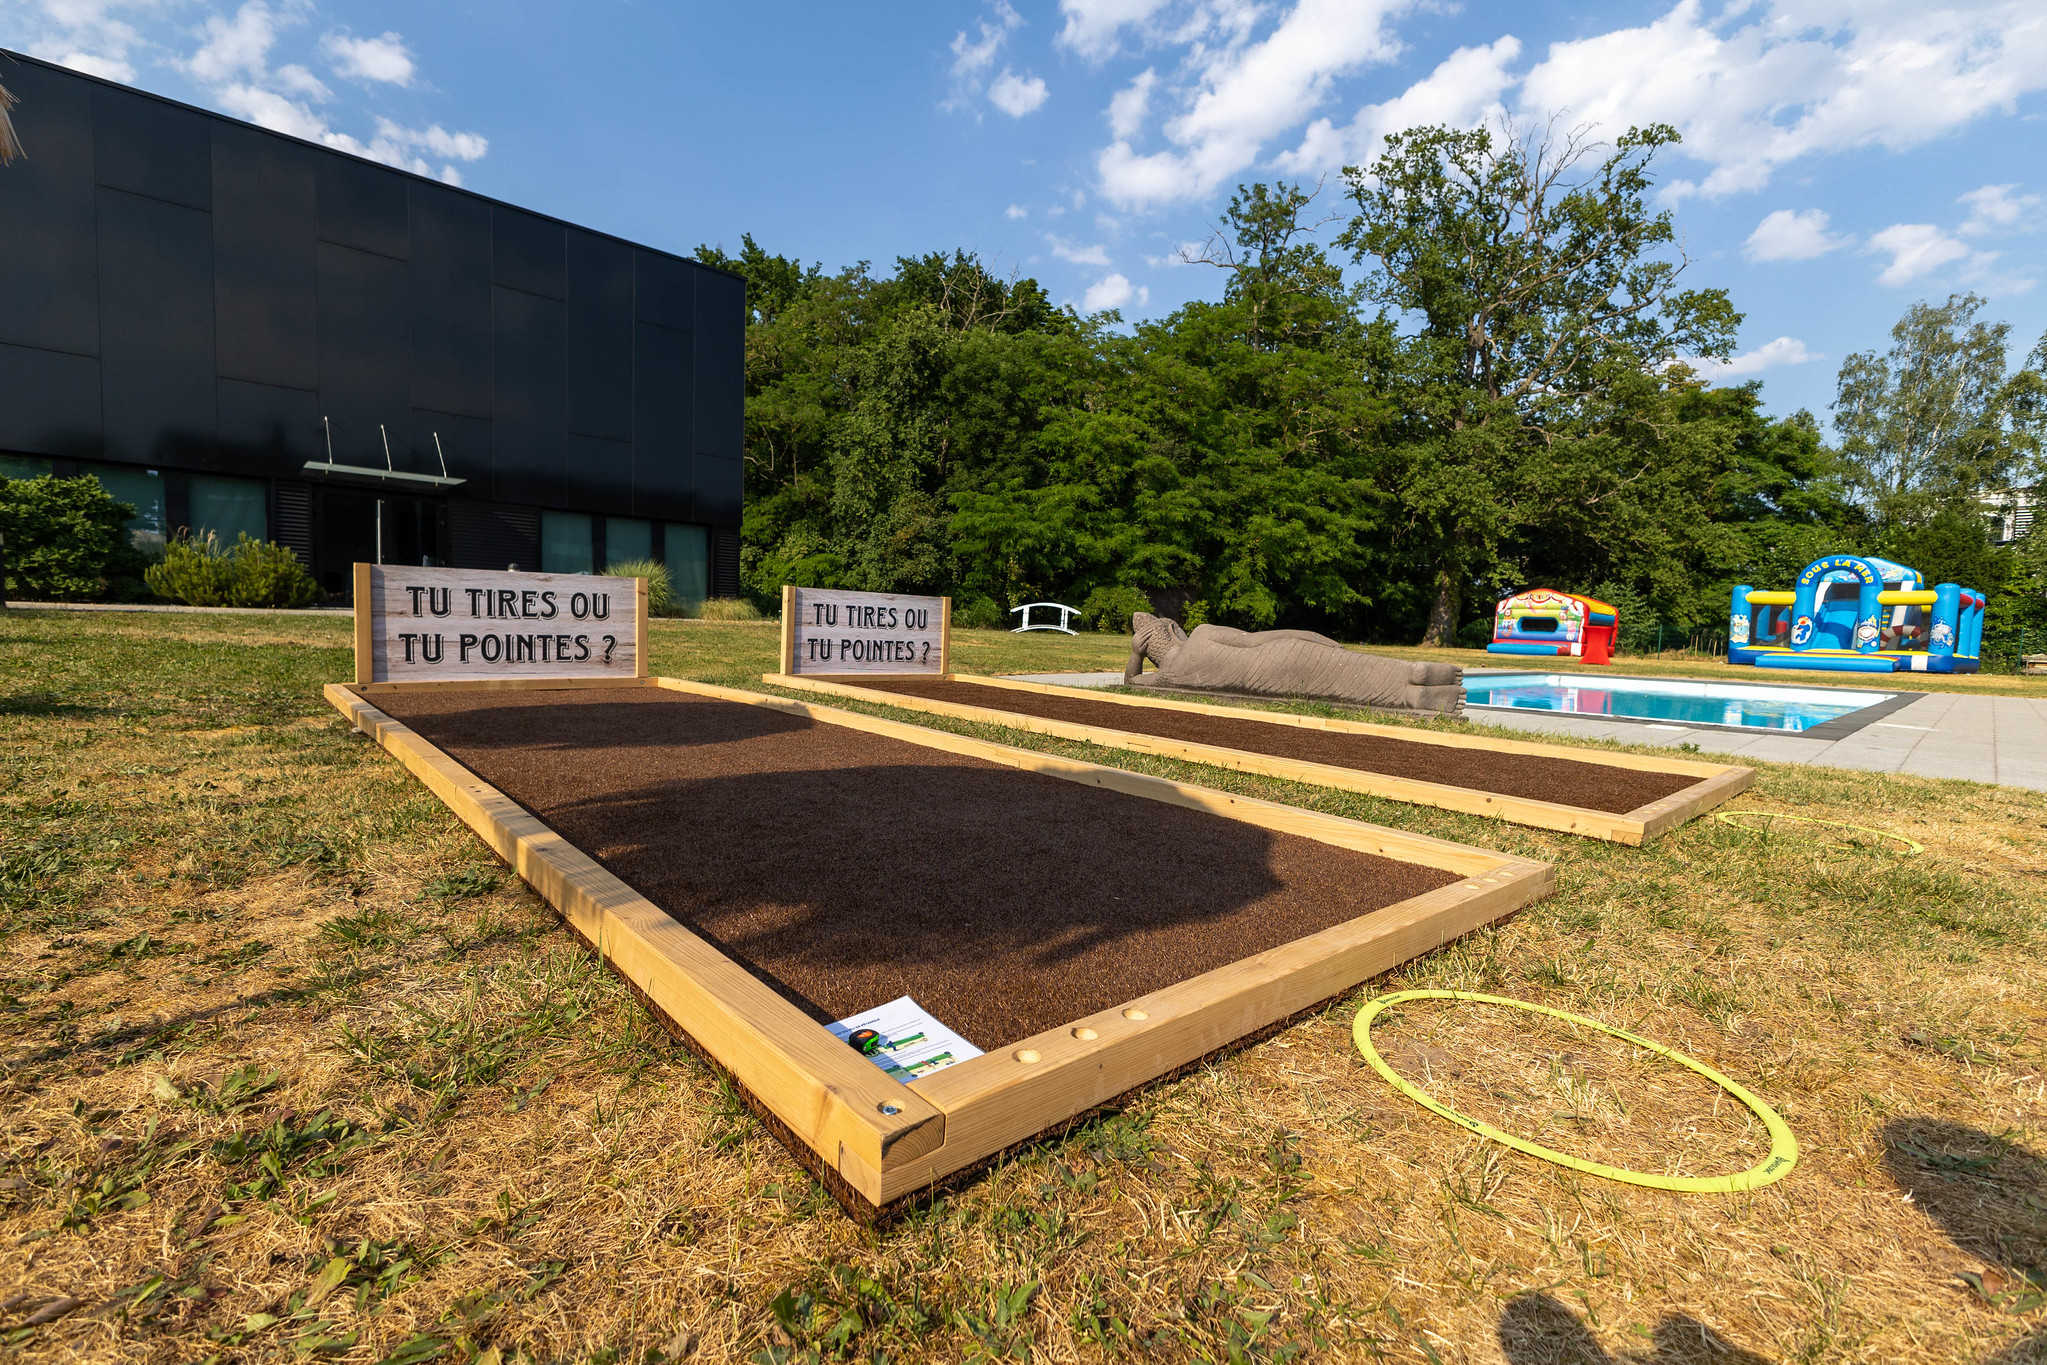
(829, 995, 984, 1083)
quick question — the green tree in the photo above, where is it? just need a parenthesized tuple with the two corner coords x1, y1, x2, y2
(1832, 293, 2047, 528)
(1338, 121, 1740, 643)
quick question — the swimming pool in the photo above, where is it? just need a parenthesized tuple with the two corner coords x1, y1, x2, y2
(1462, 673, 1893, 732)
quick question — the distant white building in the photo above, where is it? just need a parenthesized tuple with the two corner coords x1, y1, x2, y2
(1987, 487, 2036, 544)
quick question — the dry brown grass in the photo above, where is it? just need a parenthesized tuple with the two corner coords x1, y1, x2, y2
(2, 610, 2043, 1363)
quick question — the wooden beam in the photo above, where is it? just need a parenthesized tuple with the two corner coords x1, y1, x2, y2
(660, 676, 1511, 874)
(760, 673, 1751, 845)
(353, 562, 373, 685)
(635, 576, 650, 679)
(895, 858, 1549, 1203)
(324, 682, 945, 1205)
(958, 672, 1739, 779)
(779, 584, 797, 676)
(938, 597, 952, 676)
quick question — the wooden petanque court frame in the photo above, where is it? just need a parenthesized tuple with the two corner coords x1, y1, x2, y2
(763, 672, 1755, 845)
(325, 672, 1555, 1218)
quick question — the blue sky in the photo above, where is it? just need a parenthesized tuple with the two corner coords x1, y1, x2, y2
(4, 0, 2043, 423)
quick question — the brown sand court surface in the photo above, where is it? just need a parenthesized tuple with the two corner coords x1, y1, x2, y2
(371, 687, 1463, 1051)
(844, 675, 1700, 814)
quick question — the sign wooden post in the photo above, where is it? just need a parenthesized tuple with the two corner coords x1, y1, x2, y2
(778, 587, 951, 676)
(353, 564, 646, 686)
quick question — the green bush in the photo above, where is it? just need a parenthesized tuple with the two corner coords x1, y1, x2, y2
(1079, 585, 1152, 633)
(695, 597, 763, 621)
(146, 532, 319, 608)
(953, 595, 1006, 629)
(604, 558, 680, 615)
(0, 474, 147, 601)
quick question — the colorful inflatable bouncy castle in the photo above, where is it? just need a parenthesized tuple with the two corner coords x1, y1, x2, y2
(1729, 554, 1983, 674)
(1486, 590, 1617, 665)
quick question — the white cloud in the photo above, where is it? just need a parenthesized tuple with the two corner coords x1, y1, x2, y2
(1107, 68, 1156, 139)
(1097, 0, 1414, 209)
(1082, 271, 1148, 311)
(1867, 223, 1979, 287)
(11, 0, 155, 86)
(1519, 1, 2047, 200)
(322, 30, 416, 86)
(1958, 183, 2041, 236)
(1279, 36, 1521, 177)
(1687, 335, 1822, 379)
(988, 69, 1049, 117)
(1743, 208, 1850, 263)
(945, 1, 1024, 113)
(1057, 0, 1172, 61)
(60, 50, 139, 82)
(1047, 234, 1112, 266)
(1005, 204, 1029, 220)
(185, 0, 285, 86)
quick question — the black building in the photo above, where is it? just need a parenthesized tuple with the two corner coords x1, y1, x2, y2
(0, 50, 743, 598)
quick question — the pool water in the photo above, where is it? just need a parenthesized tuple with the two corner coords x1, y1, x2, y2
(1463, 673, 1891, 732)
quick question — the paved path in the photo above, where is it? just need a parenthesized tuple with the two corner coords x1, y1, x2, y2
(1005, 671, 2047, 791)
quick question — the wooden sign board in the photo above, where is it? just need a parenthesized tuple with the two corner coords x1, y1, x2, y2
(778, 586, 950, 676)
(354, 564, 647, 686)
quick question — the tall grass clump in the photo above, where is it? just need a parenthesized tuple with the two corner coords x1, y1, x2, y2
(695, 597, 762, 620)
(146, 531, 320, 608)
(604, 558, 681, 616)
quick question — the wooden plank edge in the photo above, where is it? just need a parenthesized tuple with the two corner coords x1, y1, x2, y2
(764, 673, 1646, 845)
(1629, 765, 1757, 843)
(635, 577, 649, 679)
(670, 676, 1515, 877)
(353, 563, 372, 685)
(953, 672, 1743, 781)
(889, 857, 1554, 1202)
(322, 682, 943, 1203)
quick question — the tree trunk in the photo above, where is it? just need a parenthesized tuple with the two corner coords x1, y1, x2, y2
(1419, 563, 1460, 647)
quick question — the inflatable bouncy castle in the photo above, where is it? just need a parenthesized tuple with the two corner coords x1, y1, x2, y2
(1729, 554, 1983, 674)
(1486, 589, 1617, 665)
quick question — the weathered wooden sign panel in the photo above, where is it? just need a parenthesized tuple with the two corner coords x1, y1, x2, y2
(354, 564, 646, 685)
(779, 586, 950, 676)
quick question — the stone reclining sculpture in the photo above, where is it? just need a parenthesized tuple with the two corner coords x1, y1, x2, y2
(1125, 613, 1463, 716)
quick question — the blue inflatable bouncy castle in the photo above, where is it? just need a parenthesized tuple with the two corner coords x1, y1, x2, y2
(1729, 554, 1984, 674)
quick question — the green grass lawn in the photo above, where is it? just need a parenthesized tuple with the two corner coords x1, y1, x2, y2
(2, 609, 2043, 1363)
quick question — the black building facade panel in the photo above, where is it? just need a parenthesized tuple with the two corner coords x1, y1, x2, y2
(632, 320, 693, 514)
(317, 241, 411, 466)
(408, 184, 493, 419)
(0, 343, 102, 456)
(568, 434, 634, 517)
(0, 61, 98, 357)
(566, 231, 633, 442)
(212, 123, 319, 391)
(317, 153, 407, 259)
(493, 207, 565, 300)
(92, 84, 210, 210)
(694, 453, 742, 525)
(693, 267, 745, 459)
(635, 250, 694, 332)
(97, 188, 216, 465)
(490, 285, 568, 504)
(218, 378, 321, 472)
(1, 48, 742, 590)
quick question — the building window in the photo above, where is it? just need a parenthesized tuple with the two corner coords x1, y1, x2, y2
(665, 523, 708, 604)
(79, 462, 167, 551)
(191, 475, 268, 546)
(0, 456, 54, 481)
(605, 516, 653, 567)
(541, 510, 594, 574)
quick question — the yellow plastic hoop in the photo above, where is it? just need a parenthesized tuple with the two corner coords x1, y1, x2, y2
(1712, 810, 1923, 854)
(1353, 990, 1798, 1193)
